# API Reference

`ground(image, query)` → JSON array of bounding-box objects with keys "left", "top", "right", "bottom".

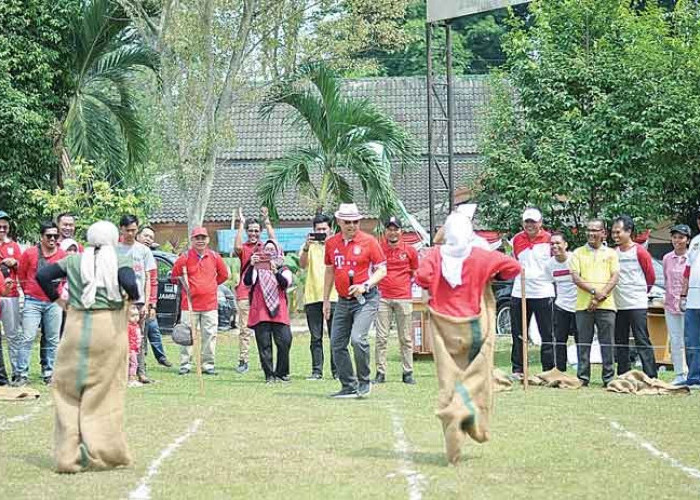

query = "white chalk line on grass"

[
  {"left": 128, "top": 418, "right": 203, "bottom": 500},
  {"left": 387, "top": 405, "right": 427, "bottom": 500},
  {"left": 609, "top": 420, "right": 700, "bottom": 481},
  {"left": 0, "top": 401, "right": 48, "bottom": 431}
]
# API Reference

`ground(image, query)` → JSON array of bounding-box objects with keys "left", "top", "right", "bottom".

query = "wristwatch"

[
  {"left": 363, "top": 282, "right": 370, "bottom": 293},
  {"left": 590, "top": 289, "right": 596, "bottom": 296}
]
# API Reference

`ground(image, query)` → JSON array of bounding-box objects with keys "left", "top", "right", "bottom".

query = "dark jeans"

[
  {"left": 306, "top": 301, "right": 336, "bottom": 377},
  {"left": 553, "top": 305, "right": 578, "bottom": 372},
  {"left": 684, "top": 309, "right": 700, "bottom": 385},
  {"left": 145, "top": 317, "right": 168, "bottom": 361},
  {"left": 614, "top": 309, "right": 657, "bottom": 378},
  {"left": 254, "top": 322, "right": 292, "bottom": 379},
  {"left": 576, "top": 309, "right": 615, "bottom": 385},
  {"left": 331, "top": 289, "right": 379, "bottom": 391},
  {"left": 510, "top": 297, "right": 554, "bottom": 372},
  {"left": 0, "top": 331, "right": 8, "bottom": 385}
]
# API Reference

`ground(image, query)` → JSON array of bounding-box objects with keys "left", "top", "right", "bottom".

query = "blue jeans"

[
  {"left": 684, "top": 309, "right": 700, "bottom": 384},
  {"left": 20, "top": 297, "right": 62, "bottom": 378},
  {"left": 145, "top": 317, "right": 167, "bottom": 361}
]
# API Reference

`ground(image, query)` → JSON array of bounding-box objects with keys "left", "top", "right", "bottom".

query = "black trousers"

[
  {"left": 510, "top": 297, "right": 554, "bottom": 372},
  {"left": 305, "top": 302, "right": 336, "bottom": 377},
  {"left": 614, "top": 309, "right": 657, "bottom": 378},
  {"left": 254, "top": 322, "right": 292, "bottom": 379},
  {"left": 553, "top": 305, "right": 578, "bottom": 372}
]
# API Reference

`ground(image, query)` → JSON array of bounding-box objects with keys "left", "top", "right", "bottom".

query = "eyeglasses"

[
  {"left": 44, "top": 233, "right": 59, "bottom": 240},
  {"left": 586, "top": 229, "right": 604, "bottom": 234},
  {"left": 342, "top": 220, "right": 360, "bottom": 226},
  {"left": 193, "top": 235, "right": 208, "bottom": 241}
]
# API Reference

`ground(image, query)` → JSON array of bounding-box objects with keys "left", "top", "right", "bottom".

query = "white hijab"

[
  {"left": 80, "top": 221, "right": 121, "bottom": 308},
  {"left": 439, "top": 212, "right": 475, "bottom": 289}
]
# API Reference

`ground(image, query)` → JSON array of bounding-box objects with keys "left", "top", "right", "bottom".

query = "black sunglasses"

[{"left": 44, "top": 233, "right": 59, "bottom": 240}]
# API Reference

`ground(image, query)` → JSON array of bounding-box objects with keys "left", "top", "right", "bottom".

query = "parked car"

[
  {"left": 494, "top": 257, "right": 667, "bottom": 337},
  {"left": 152, "top": 250, "right": 237, "bottom": 333}
]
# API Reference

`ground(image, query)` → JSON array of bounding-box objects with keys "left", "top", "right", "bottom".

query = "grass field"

[{"left": 1, "top": 327, "right": 699, "bottom": 499}]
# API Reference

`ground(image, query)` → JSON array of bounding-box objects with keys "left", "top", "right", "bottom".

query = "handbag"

[{"left": 171, "top": 271, "right": 194, "bottom": 346}]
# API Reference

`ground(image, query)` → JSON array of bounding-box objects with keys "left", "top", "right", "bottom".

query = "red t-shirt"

[
  {"left": 415, "top": 247, "right": 520, "bottom": 318},
  {"left": 0, "top": 240, "right": 22, "bottom": 298},
  {"left": 18, "top": 245, "right": 66, "bottom": 302},
  {"left": 235, "top": 241, "right": 261, "bottom": 300},
  {"left": 324, "top": 231, "right": 386, "bottom": 298},
  {"left": 172, "top": 248, "right": 229, "bottom": 311},
  {"left": 377, "top": 240, "right": 418, "bottom": 300}
]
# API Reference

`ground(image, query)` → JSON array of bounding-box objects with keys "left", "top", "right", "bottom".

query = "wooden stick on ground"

[
  {"left": 521, "top": 269, "right": 528, "bottom": 391},
  {"left": 183, "top": 266, "right": 204, "bottom": 396}
]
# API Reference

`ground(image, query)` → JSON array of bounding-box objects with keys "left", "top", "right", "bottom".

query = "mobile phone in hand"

[
  {"left": 309, "top": 232, "right": 327, "bottom": 242},
  {"left": 253, "top": 253, "right": 271, "bottom": 270}
]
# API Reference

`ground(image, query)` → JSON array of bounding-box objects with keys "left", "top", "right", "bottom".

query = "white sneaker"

[
  {"left": 671, "top": 375, "right": 687, "bottom": 386},
  {"left": 128, "top": 380, "right": 144, "bottom": 388}
]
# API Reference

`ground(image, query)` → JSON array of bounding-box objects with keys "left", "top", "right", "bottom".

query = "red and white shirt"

[
  {"left": 510, "top": 230, "right": 554, "bottom": 299},
  {"left": 613, "top": 243, "right": 655, "bottom": 310},
  {"left": 378, "top": 240, "right": 418, "bottom": 300},
  {"left": 324, "top": 231, "right": 386, "bottom": 299},
  {"left": 544, "top": 254, "right": 577, "bottom": 313},
  {"left": 172, "top": 248, "right": 229, "bottom": 311},
  {"left": 0, "top": 239, "right": 22, "bottom": 298}
]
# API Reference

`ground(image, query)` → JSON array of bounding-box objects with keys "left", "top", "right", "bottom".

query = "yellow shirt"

[
  {"left": 303, "top": 242, "right": 337, "bottom": 304},
  {"left": 570, "top": 245, "right": 619, "bottom": 311}
]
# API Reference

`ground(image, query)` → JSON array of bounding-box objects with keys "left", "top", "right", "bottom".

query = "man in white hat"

[
  {"left": 509, "top": 207, "right": 555, "bottom": 379},
  {"left": 323, "top": 203, "right": 387, "bottom": 398}
]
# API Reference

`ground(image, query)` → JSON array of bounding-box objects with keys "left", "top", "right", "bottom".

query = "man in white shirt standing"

[
  {"left": 544, "top": 232, "right": 578, "bottom": 372},
  {"left": 681, "top": 212, "right": 700, "bottom": 386},
  {"left": 509, "top": 208, "right": 555, "bottom": 378}
]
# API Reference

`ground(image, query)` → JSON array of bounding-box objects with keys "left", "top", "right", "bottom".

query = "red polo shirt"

[
  {"left": 0, "top": 240, "right": 22, "bottom": 298},
  {"left": 378, "top": 240, "right": 418, "bottom": 300},
  {"left": 235, "top": 241, "right": 261, "bottom": 301},
  {"left": 324, "top": 230, "right": 386, "bottom": 298},
  {"left": 172, "top": 248, "right": 229, "bottom": 311},
  {"left": 18, "top": 245, "right": 66, "bottom": 302}
]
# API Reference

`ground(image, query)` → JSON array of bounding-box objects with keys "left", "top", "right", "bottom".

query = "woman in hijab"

[
  {"left": 36, "top": 221, "right": 139, "bottom": 473},
  {"left": 415, "top": 211, "right": 520, "bottom": 465},
  {"left": 243, "top": 240, "right": 294, "bottom": 383}
]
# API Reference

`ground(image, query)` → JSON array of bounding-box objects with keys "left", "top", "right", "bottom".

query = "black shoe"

[
  {"left": 275, "top": 375, "right": 291, "bottom": 383},
  {"left": 372, "top": 372, "right": 386, "bottom": 384},
  {"left": 236, "top": 362, "right": 249, "bottom": 374},
  {"left": 402, "top": 372, "right": 416, "bottom": 385},
  {"left": 306, "top": 373, "right": 322, "bottom": 380},
  {"left": 43, "top": 376, "right": 53, "bottom": 385},
  {"left": 138, "top": 375, "right": 155, "bottom": 384},
  {"left": 330, "top": 387, "right": 358, "bottom": 399},
  {"left": 202, "top": 368, "right": 218, "bottom": 376},
  {"left": 265, "top": 377, "right": 276, "bottom": 384},
  {"left": 0, "top": 378, "right": 8, "bottom": 386},
  {"left": 357, "top": 382, "right": 371, "bottom": 398},
  {"left": 157, "top": 357, "right": 173, "bottom": 368}
]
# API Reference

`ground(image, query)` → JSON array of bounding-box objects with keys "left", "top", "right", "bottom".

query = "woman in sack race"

[
  {"left": 36, "top": 221, "right": 139, "bottom": 473},
  {"left": 243, "top": 240, "right": 293, "bottom": 383}
]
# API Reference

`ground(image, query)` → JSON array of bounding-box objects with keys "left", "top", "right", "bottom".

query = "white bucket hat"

[{"left": 334, "top": 203, "right": 363, "bottom": 221}]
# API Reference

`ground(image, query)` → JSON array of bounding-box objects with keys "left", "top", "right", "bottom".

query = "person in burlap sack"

[
  {"left": 415, "top": 211, "right": 520, "bottom": 465},
  {"left": 36, "top": 221, "right": 139, "bottom": 473}
]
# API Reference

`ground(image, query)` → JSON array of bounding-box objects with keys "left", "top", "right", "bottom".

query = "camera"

[{"left": 0, "top": 264, "right": 10, "bottom": 279}]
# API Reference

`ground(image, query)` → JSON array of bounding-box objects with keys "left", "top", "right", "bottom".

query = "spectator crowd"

[{"left": 1, "top": 203, "right": 699, "bottom": 398}]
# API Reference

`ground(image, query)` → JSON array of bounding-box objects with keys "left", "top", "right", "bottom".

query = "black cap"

[
  {"left": 385, "top": 216, "right": 402, "bottom": 229},
  {"left": 670, "top": 224, "right": 692, "bottom": 238}
]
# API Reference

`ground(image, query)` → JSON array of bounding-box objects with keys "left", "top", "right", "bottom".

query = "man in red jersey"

[
  {"left": 323, "top": 203, "right": 386, "bottom": 399},
  {"left": 373, "top": 216, "right": 418, "bottom": 385}
]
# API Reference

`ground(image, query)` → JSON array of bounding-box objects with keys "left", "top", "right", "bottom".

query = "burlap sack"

[
  {"left": 52, "top": 308, "right": 131, "bottom": 473},
  {"left": 528, "top": 368, "right": 583, "bottom": 389},
  {"left": 606, "top": 370, "right": 691, "bottom": 395},
  {"left": 430, "top": 287, "right": 496, "bottom": 465}
]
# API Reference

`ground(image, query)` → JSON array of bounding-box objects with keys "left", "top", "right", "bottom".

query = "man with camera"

[
  {"left": 374, "top": 216, "right": 418, "bottom": 385},
  {"left": 300, "top": 213, "right": 337, "bottom": 380},
  {"left": 0, "top": 211, "right": 21, "bottom": 386},
  {"left": 323, "top": 203, "right": 386, "bottom": 398},
  {"left": 234, "top": 206, "right": 276, "bottom": 374}
]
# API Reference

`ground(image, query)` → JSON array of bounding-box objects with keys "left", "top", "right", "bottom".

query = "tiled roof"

[
  {"left": 151, "top": 76, "right": 490, "bottom": 224},
  {"left": 150, "top": 157, "right": 481, "bottom": 224},
  {"left": 222, "top": 76, "right": 490, "bottom": 160}
]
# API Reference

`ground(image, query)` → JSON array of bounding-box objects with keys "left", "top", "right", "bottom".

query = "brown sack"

[
  {"left": 606, "top": 370, "right": 691, "bottom": 395},
  {"left": 529, "top": 368, "right": 583, "bottom": 389},
  {"left": 430, "top": 287, "right": 497, "bottom": 465}
]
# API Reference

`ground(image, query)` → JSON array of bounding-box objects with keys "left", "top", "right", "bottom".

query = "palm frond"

[
  {"left": 257, "top": 148, "right": 324, "bottom": 221},
  {"left": 341, "top": 144, "right": 399, "bottom": 220}
]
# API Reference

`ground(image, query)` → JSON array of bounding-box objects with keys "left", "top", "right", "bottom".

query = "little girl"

[{"left": 127, "top": 306, "right": 142, "bottom": 387}]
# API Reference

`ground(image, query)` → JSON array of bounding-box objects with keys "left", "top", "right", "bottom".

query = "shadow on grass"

[{"left": 348, "top": 447, "right": 480, "bottom": 467}]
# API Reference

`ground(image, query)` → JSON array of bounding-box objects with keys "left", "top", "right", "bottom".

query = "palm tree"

[
  {"left": 257, "top": 64, "right": 418, "bottom": 221},
  {"left": 59, "top": 0, "right": 158, "bottom": 185}
]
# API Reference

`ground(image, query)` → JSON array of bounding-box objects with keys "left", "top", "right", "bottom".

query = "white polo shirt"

[
  {"left": 544, "top": 254, "right": 577, "bottom": 313},
  {"left": 510, "top": 230, "right": 555, "bottom": 299}
]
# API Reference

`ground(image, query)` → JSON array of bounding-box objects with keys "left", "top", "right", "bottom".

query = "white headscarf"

[
  {"left": 80, "top": 221, "right": 121, "bottom": 308},
  {"left": 439, "top": 211, "right": 475, "bottom": 289}
]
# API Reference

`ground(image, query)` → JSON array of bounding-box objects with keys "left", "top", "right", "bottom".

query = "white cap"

[{"left": 522, "top": 208, "right": 542, "bottom": 222}]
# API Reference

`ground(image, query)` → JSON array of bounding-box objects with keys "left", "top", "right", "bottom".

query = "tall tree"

[
  {"left": 478, "top": 0, "right": 700, "bottom": 240},
  {"left": 257, "top": 64, "right": 418, "bottom": 221}
]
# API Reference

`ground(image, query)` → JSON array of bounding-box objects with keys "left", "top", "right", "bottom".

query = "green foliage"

[
  {"left": 257, "top": 63, "right": 419, "bottom": 221},
  {"left": 0, "top": 0, "right": 80, "bottom": 238},
  {"left": 28, "top": 159, "right": 152, "bottom": 242},
  {"left": 478, "top": 0, "right": 700, "bottom": 243}
]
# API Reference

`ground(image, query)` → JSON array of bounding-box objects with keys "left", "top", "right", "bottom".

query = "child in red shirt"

[{"left": 127, "top": 306, "right": 142, "bottom": 387}]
